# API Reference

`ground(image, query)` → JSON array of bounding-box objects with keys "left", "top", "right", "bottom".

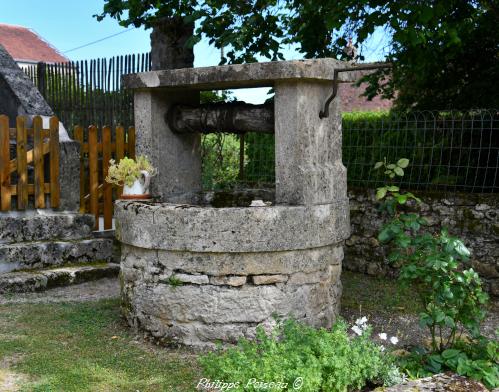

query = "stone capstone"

[
  {"left": 124, "top": 58, "right": 360, "bottom": 91},
  {"left": 115, "top": 200, "right": 350, "bottom": 252},
  {"left": 0, "top": 44, "right": 53, "bottom": 121}
]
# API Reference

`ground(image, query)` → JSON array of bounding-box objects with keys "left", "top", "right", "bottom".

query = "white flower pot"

[{"left": 122, "top": 170, "right": 151, "bottom": 199}]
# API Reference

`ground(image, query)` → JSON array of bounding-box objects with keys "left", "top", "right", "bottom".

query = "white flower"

[
  {"left": 390, "top": 336, "right": 399, "bottom": 345},
  {"left": 380, "top": 345, "right": 385, "bottom": 352},
  {"left": 351, "top": 325, "right": 363, "bottom": 336},
  {"left": 378, "top": 333, "right": 387, "bottom": 340},
  {"left": 355, "top": 316, "right": 368, "bottom": 326}
]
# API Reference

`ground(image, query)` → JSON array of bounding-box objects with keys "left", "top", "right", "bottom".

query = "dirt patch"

[
  {"left": 0, "top": 354, "right": 31, "bottom": 392},
  {"left": 341, "top": 299, "right": 499, "bottom": 347}
]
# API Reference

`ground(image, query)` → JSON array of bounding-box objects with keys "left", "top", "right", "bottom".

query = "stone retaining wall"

[{"left": 345, "top": 189, "right": 499, "bottom": 296}]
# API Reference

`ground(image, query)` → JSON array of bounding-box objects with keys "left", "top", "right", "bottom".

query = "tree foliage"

[{"left": 96, "top": 0, "right": 499, "bottom": 109}]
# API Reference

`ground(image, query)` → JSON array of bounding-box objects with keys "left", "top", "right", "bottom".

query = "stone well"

[{"left": 116, "top": 59, "right": 351, "bottom": 347}]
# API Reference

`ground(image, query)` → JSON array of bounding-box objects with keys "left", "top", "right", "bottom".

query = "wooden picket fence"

[
  {"left": 0, "top": 115, "right": 60, "bottom": 211},
  {"left": 75, "top": 125, "right": 135, "bottom": 230}
]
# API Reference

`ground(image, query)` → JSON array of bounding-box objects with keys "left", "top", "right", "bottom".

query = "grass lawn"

[
  {"left": 0, "top": 272, "right": 442, "bottom": 391},
  {"left": 0, "top": 299, "right": 201, "bottom": 391}
]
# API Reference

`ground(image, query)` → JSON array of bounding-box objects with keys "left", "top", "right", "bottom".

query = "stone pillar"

[
  {"left": 134, "top": 90, "right": 201, "bottom": 202},
  {"left": 274, "top": 81, "right": 346, "bottom": 205}
]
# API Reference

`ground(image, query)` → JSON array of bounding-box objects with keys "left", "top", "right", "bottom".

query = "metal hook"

[{"left": 319, "top": 63, "right": 392, "bottom": 119}]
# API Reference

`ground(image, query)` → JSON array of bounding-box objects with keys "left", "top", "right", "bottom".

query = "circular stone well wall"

[{"left": 115, "top": 199, "right": 349, "bottom": 347}]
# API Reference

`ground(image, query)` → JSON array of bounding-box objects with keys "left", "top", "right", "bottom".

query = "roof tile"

[{"left": 0, "top": 23, "right": 68, "bottom": 63}]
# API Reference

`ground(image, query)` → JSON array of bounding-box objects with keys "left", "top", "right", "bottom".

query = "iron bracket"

[{"left": 319, "top": 63, "right": 392, "bottom": 118}]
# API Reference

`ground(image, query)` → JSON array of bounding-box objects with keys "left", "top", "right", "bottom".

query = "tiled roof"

[
  {"left": 0, "top": 23, "right": 68, "bottom": 63},
  {"left": 337, "top": 66, "right": 393, "bottom": 112}
]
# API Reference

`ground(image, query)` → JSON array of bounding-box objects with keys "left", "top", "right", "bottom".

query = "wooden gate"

[
  {"left": 0, "top": 115, "right": 60, "bottom": 211},
  {"left": 75, "top": 125, "right": 135, "bottom": 230}
]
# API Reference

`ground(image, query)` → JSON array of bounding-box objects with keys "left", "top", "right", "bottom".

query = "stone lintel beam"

[{"left": 123, "top": 58, "right": 357, "bottom": 91}]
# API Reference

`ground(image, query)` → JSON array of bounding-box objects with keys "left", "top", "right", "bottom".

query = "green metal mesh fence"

[{"left": 201, "top": 109, "right": 499, "bottom": 193}]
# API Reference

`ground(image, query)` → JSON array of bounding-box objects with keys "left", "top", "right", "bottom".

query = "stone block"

[
  {"left": 0, "top": 238, "right": 113, "bottom": 273},
  {"left": 252, "top": 274, "right": 288, "bottom": 285},
  {"left": 0, "top": 263, "right": 119, "bottom": 294},
  {"left": 174, "top": 273, "right": 209, "bottom": 285},
  {"left": 209, "top": 275, "right": 247, "bottom": 286},
  {"left": 0, "top": 211, "right": 94, "bottom": 244},
  {"left": 288, "top": 264, "right": 340, "bottom": 285}
]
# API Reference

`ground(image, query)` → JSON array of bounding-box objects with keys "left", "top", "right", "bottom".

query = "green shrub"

[
  {"left": 399, "top": 334, "right": 499, "bottom": 389},
  {"left": 244, "top": 132, "right": 275, "bottom": 185},
  {"left": 200, "top": 318, "right": 399, "bottom": 392},
  {"left": 374, "top": 159, "right": 498, "bottom": 388},
  {"left": 201, "top": 133, "right": 241, "bottom": 190}
]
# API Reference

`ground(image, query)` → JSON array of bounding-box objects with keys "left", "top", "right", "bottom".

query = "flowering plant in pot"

[{"left": 105, "top": 156, "right": 156, "bottom": 199}]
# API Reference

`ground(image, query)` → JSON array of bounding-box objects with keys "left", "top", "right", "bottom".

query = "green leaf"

[
  {"left": 378, "top": 227, "right": 392, "bottom": 242},
  {"left": 397, "top": 194, "right": 408, "bottom": 204},
  {"left": 394, "top": 167, "right": 404, "bottom": 176},
  {"left": 397, "top": 158, "right": 409, "bottom": 168},
  {"left": 442, "top": 349, "right": 461, "bottom": 360},
  {"left": 376, "top": 187, "right": 387, "bottom": 200},
  {"left": 387, "top": 186, "right": 400, "bottom": 192},
  {"left": 374, "top": 161, "right": 384, "bottom": 169},
  {"left": 452, "top": 239, "right": 471, "bottom": 258},
  {"left": 387, "top": 164, "right": 396, "bottom": 169}
]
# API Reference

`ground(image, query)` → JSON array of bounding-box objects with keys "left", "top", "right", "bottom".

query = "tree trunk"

[
  {"left": 150, "top": 17, "right": 194, "bottom": 70},
  {"left": 167, "top": 102, "right": 274, "bottom": 134}
]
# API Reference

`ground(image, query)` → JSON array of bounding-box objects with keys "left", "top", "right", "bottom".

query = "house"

[
  {"left": 0, "top": 23, "right": 68, "bottom": 69},
  {"left": 339, "top": 81, "right": 393, "bottom": 112}
]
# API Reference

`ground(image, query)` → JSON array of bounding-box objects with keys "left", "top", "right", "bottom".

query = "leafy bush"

[
  {"left": 201, "top": 133, "right": 241, "bottom": 190},
  {"left": 399, "top": 334, "right": 499, "bottom": 389},
  {"left": 375, "top": 159, "right": 489, "bottom": 350},
  {"left": 200, "top": 318, "right": 398, "bottom": 392},
  {"left": 375, "top": 159, "right": 498, "bottom": 388},
  {"left": 244, "top": 132, "right": 275, "bottom": 185}
]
